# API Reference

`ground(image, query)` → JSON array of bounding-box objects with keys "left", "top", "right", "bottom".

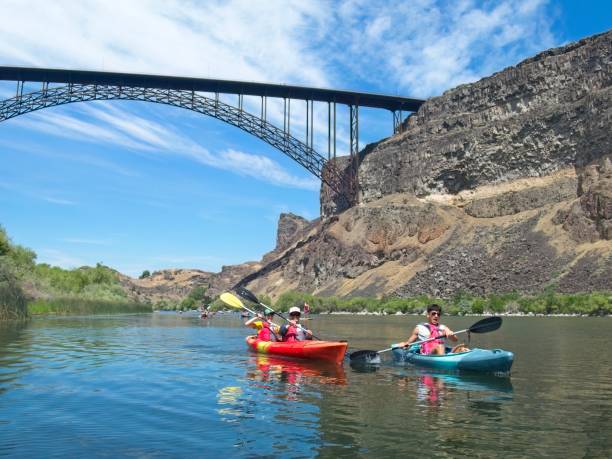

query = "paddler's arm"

[
  {"left": 244, "top": 315, "right": 263, "bottom": 328},
  {"left": 397, "top": 327, "right": 419, "bottom": 348},
  {"left": 441, "top": 325, "right": 458, "bottom": 342}
]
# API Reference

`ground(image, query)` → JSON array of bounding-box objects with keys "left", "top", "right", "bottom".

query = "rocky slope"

[
  {"left": 118, "top": 262, "right": 262, "bottom": 305},
  {"left": 323, "top": 30, "right": 611, "bottom": 214},
  {"left": 240, "top": 31, "right": 611, "bottom": 299},
  {"left": 121, "top": 31, "right": 611, "bottom": 302}
]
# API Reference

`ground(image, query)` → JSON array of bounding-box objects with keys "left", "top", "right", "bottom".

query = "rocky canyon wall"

[{"left": 322, "top": 31, "right": 611, "bottom": 214}]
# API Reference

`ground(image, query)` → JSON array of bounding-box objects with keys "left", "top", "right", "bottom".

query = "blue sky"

[{"left": 0, "top": 0, "right": 610, "bottom": 277}]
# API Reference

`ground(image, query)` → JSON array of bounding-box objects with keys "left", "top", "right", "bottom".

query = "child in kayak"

[
  {"left": 280, "top": 306, "right": 313, "bottom": 342},
  {"left": 397, "top": 304, "right": 458, "bottom": 355},
  {"left": 245, "top": 309, "right": 280, "bottom": 341}
]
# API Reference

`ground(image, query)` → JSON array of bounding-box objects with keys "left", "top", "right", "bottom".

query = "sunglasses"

[
  {"left": 289, "top": 313, "right": 300, "bottom": 317},
  {"left": 429, "top": 311, "right": 441, "bottom": 316}
]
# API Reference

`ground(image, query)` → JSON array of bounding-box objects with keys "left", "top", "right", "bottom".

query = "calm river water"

[{"left": 1, "top": 313, "right": 610, "bottom": 458}]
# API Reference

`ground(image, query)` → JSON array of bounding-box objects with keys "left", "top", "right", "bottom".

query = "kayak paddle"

[
  {"left": 220, "top": 292, "right": 282, "bottom": 334},
  {"left": 349, "top": 316, "right": 503, "bottom": 363},
  {"left": 220, "top": 292, "right": 276, "bottom": 324},
  {"left": 235, "top": 287, "right": 323, "bottom": 341}
]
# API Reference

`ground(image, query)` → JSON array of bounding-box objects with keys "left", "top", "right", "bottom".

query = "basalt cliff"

[{"left": 125, "top": 31, "right": 612, "bottom": 302}]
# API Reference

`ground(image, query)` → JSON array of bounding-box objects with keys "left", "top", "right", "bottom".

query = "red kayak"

[{"left": 246, "top": 336, "right": 347, "bottom": 364}]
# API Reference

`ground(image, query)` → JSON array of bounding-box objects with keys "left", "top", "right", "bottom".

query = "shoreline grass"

[
  {"left": 28, "top": 298, "right": 152, "bottom": 316},
  {"left": 251, "top": 290, "right": 612, "bottom": 316}
]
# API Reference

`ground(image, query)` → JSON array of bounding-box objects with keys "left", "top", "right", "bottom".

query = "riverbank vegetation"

[
  {"left": 28, "top": 298, "right": 150, "bottom": 315},
  {"left": 268, "top": 289, "right": 612, "bottom": 316},
  {"left": 1, "top": 225, "right": 150, "bottom": 320}
]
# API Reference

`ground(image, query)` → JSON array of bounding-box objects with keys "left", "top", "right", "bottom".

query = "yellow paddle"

[{"left": 220, "top": 292, "right": 280, "bottom": 330}]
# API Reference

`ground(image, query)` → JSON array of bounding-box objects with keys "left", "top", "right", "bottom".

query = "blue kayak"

[{"left": 392, "top": 347, "right": 514, "bottom": 373}]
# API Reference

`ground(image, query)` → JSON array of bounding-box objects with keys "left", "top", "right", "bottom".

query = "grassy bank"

[
  {"left": 266, "top": 290, "right": 612, "bottom": 316},
  {"left": 1, "top": 225, "right": 152, "bottom": 319},
  {"left": 28, "top": 298, "right": 152, "bottom": 315}
]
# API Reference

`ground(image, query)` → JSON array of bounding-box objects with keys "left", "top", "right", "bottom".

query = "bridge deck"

[{"left": 0, "top": 66, "right": 424, "bottom": 112}]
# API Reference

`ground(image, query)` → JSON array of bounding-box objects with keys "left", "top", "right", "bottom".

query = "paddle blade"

[
  {"left": 236, "top": 287, "right": 260, "bottom": 305},
  {"left": 349, "top": 350, "right": 381, "bottom": 364},
  {"left": 220, "top": 292, "right": 244, "bottom": 310},
  {"left": 468, "top": 316, "right": 502, "bottom": 334}
]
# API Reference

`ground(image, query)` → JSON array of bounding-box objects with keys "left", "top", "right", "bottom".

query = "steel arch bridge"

[{"left": 0, "top": 67, "right": 424, "bottom": 205}]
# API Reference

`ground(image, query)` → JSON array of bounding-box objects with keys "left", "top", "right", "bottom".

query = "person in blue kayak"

[
  {"left": 245, "top": 308, "right": 279, "bottom": 341},
  {"left": 280, "top": 306, "right": 313, "bottom": 342},
  {"left": 397, "top": 304, "right": 458, "bottom": 355}
]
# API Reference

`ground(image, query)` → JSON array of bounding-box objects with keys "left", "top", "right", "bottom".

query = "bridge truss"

[{"left": 0, "top": 67, "right": 424, "bottom": 206}]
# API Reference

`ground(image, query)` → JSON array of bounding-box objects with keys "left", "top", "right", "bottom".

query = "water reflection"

[
  {"left": 247, "top": 355, "right": 346, "bottom": 400},
  {"left": 349, "top": 359, "right": 380, "bottom": 373},
  {"left": 394, "top": 368, "right": 513, "bottom": 409},
  {"left": 0, "top": 322, "right": 31, "bottom": 395}
]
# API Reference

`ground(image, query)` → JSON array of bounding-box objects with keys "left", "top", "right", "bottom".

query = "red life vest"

[
  {"left": 421, "top": 323, "right": 443, "bottom": 355},
  {"left": 258, "top": 324, "right": 271, "bottom": 341},
  {"left": 282, "top": 324, "right": 298, "bottom": 342}
]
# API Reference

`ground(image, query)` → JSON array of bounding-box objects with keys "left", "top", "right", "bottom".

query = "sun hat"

[{"left": 289, "top": 306, "right": 301, "bottom": 315}]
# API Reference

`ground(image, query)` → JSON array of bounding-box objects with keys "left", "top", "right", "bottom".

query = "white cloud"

[
  {"left": 11, "top": 110, "right": 156, "bottom": 151},
  {"left": 0, "top": 0, "right": 558, "bottom": 188},
  {"left": 324, "top": 0, "right": 556, "bottom": 97},
  {"left": 0, "top": 0, "right": 330, "bottom": 86},
  {"left": 10, "top": 101, "right": 321, "bottom": 190},
  {"left": 41, "top": 196, "right": 77, "bottom": 205},
  {"left": 0, "top": 179, "right": 78, "bottom": 206},
  {"left": 62, "top": 238, "right": 112, "bottom": 245},
  {"left": 217, "top": 149, "right": 319, "bottom": 190},
  {"left": 38, "top": 248, "right": 86, "bottom": 268}
]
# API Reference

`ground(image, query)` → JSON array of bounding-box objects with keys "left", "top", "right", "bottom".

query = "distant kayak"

[
  {"left": 246, "top": 336, "right": 347, "bottom": 364},
  {"left": 392, "top": 347, "right": 514, "bottom": 373}
]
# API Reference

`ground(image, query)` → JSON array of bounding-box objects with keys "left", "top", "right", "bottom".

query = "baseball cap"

[{"left": 288, "top": 306, "right": 301, "bottom": 315}]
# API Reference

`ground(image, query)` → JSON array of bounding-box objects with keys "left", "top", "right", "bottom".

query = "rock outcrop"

[
  {"left": 322, "top": 30, "right": 611, "bottom": 215},
  {"left": 274, "top": 213, "right": 312, "bottom": 253},
  {"left": 245, "top": 31, "right": 612, "bottom": 299},
  {"left": 118, "top": 261, "right": 262, "bottom": 305},
  {"left": 553, "top": 154, "right": 612, "bottom": 242},
  {"left": 129, "top": 31, "right": 612, "bottom": 301}
]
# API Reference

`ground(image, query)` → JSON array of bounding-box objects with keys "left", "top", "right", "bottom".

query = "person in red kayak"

[
  {"left": 245, "top": 308, "right": 279, "bottom": 341},
  {"left": 397, "top": 304, "right": 458, "bottom": 355},
  {"left": 280, "top": 306, "right": 313, "bottom": 342}
]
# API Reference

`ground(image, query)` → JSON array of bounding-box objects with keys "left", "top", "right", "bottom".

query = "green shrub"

[
  {"left": 179, "top": 285, "right": 211, "bottom": 310},
  {"left": 0, "top": 226, "right": 11, "bottom": 256},
  {"left": 0, "top": 262, "right": 28, "bottom": 320}
]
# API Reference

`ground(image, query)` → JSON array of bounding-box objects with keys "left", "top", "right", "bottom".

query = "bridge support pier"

[{"left": 393, "top": 110, "right": 404, "bottom": 134}]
